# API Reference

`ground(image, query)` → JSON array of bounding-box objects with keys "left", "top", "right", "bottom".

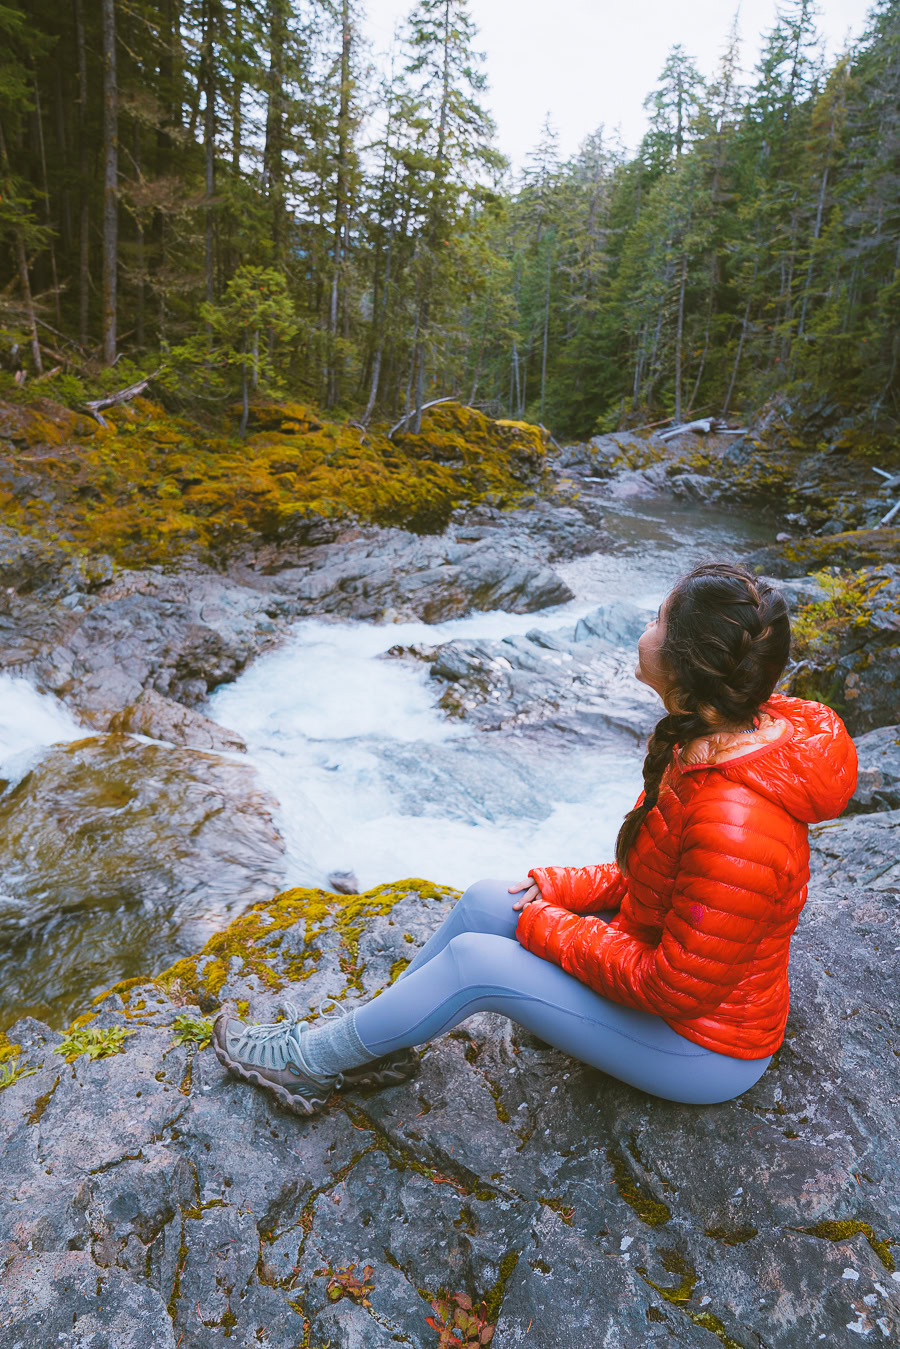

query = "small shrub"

[
  {"left": 792, "top": 568, "right": 888, "bottom": 662},
  {"left": 54, "top": 1025, "right": 137, "bottom": 1064}
]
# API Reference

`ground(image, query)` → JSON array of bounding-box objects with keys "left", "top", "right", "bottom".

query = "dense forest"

[{"left": 1, "top": 0, "right": 898, "bottom": 439}]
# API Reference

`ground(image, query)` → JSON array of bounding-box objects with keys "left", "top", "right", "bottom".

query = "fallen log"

[
  {"left": 83, "top": 370, "right": 159, "bottom": 427},
  {"left": 388, "top": 396, "right": 456, "bottom": 440},
  {"left": 658, "top": 417, "right": 746, "bottom": 442}
]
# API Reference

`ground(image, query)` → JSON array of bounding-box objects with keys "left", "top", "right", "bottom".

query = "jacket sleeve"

[
  {"left": 516, "top": 800, "right": 780, "bottom": 1020},
  {"left": 527, "top": 863, "right": 627, "bottom": 915}
]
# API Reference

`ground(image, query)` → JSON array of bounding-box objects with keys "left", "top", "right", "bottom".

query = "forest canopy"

[{"left": 1, "top": 0, "right": 898, "bottom": 440}]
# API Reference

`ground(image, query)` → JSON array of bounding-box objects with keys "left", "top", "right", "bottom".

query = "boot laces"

[{"left": 240, "top": 999, "right": 305, "bottom": 1045}]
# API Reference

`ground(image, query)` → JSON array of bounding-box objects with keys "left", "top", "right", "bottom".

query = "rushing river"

[
  {"left": 206, "top": 497, "right": 772, "bottom": 890},
  {"left": 1, "top": 495, "right": 771, "bottom": 1028}
]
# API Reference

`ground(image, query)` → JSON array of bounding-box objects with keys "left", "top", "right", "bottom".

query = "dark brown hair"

[{"left": 615, "top": 562, "right": 791, "bottom": 874}]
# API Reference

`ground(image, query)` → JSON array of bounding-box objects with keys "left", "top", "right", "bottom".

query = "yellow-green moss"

[
  {"left": 145, "top": 879, "right": 459, "bottom": 1009},
  {"left": 636, "top": 1250, "right": 698, "bottom": 1305},
  {"left": 688, "top": 1311, "right": 744, "bottom": 1348},
  {"left": 90, "top": 976, "right": 148, "bottom": 1010},
  {"left": 0, "top": 1030, "right": 20, "bottom": 1065},
  {"left": 537, "top": 1195, "right": 575, "bottom": 1226},
  {"left": 26, "top": 1074, "right": 60, "bottom": 1126},
  {"left": 481, "top": 1249, "right": 520, "bottom": 1324},
  {"left": 799, "top": 1219, "right": 896, "bottom": 1271},
  {"left": 607, "top": 1145, "right": 671, "bottom": 1227},
  {"left": 778, "top": 527, "right": 900, "bottom": 572},
  {"left": 483, "top": 1074, "right": 511, "bottom": 1124},
  {"left": 0, "top": 396, "right": 549, "bottom": 567},
  {"left": 610, "top": 441, "right": 668, "bottom": 472},
  {"left": 704, "top": 1225, "right": 758, "bottom": 1246}
]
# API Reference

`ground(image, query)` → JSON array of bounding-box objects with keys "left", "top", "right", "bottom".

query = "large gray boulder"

[
  {"left": 809, "top": 807, "right": 900, "bottom": 890},
  {"left": 411, "top": 600, "right": 659, "bottom": 739},
  {"left": 1, "top": 868, "right": 897, "bottom": 1348},
  {"left": 849, "top": 724, "right": 900, "bottom": 814},
  {"left": 0, "top": 733, "right": 285, "bottom": 1028}
]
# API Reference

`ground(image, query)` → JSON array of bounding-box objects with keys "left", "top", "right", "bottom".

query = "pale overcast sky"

[{"left": 362, "top": 0, "right": 874, "bottom": 170}]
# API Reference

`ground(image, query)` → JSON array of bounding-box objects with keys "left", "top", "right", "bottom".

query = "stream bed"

[
  {"left": 206, "top": 496, "right": 772, "bottom": 890},
  {"left": 0, "top": 495, "right": 771, "bottom": 1028}
]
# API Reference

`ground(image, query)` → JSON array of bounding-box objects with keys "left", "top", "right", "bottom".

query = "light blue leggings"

[{"left": 354, "top": 878, "right": 772, "bottom": 1105}]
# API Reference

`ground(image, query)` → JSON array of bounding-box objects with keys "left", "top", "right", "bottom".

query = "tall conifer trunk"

[
  {"left": 673, "top": 252, "right": 688, "bottom": 423},
  {"left": 327, "top": 0, "right": 353, "bottom": 407},
  {"left": 0, "top": 120, "right": 42, "bottom": 373},
  {"left": 75, "top": 0, "right": 91, "bottom": 347},
  {"left": 101, "top": 0, "right": 118, "bottom": 365},
  {"left": 203, "top": 0, "right": 216, "bottom": 308}
]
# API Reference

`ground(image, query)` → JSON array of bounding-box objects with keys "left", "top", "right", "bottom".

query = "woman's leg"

[
  {"left": 355, "top": 929, "right": 771, "bottom": 1106},
  {"left": 399, "top": 876, "right": 619, "bottom": 980},
  {"left": 397, "top": 878, "right": 523, "bottom": 979}
]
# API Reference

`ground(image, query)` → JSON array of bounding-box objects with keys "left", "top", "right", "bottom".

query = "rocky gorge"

[{"left": 0, "top": 396, "right": 898, "bottom": 1347}]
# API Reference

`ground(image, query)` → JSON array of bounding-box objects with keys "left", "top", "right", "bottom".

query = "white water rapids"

[
  {"left": 0, "top": 499, "right": 773, "bottom": 900},
  {"left": 205, "top": 498, "right": 773, "bottom": 894}
]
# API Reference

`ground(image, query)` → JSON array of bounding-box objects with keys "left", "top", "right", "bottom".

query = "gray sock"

[{"left": 290, "top": 1008, "right": 378, "bottom": 1078}]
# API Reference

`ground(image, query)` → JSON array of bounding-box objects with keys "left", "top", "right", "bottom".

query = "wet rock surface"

[
  {"left": 398, "top": 598, "right": 660, "bottom": 739},
  {"left": 849, "top": 724, "right": 900, "bottom": 814},
  {"left": 0, "top": 874, "right": 897, "bottom": 1349},
  {"left": 0, "top": 734, "right": 285, "bottom": 1029},
  {"left": 0, "top": 500, "right": 590, "bottom": 737}
]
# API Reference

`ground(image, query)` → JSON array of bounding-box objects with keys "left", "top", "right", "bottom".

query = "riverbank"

[
  {"left": 1, "top": 393, "right": 898, "bottom": 1346},
  {"left": 1, "top": 865, "right": 897, "bottom": 1348}
]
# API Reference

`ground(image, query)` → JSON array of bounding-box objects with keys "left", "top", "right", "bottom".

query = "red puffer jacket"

[{"left": 516, "top": 694, "right": 858, "bottom": 1058}]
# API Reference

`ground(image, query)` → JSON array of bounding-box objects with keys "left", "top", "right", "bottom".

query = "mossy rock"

[
  {"left": 228, "top": 399, "right": 324, "bottom": 435},
  {"left": 0, "top": 395, "right": 549, "bottom": 566},
  {"left": 95, "top": 877, "right": 459, "bottom": 1012},
  {"left": 750, "top": 527, "right": 900, "bottom": 578}
]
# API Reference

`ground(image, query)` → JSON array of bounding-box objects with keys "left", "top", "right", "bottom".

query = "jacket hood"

[{"left": 715, "top": 692, "right": 858, "bottom": 824}]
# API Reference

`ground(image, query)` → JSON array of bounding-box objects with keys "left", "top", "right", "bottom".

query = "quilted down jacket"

[{"left": 516, "top": 694, "right": 858, "bottom": 1058}]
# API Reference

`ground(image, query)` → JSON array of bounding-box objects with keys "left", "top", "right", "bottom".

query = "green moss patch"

[
  {"left": 607, "top": 1145, "right": 671, "bottom": 1227},
  {"left": 110, "top": 879, "right": 461, "bottom": 1011},
  {"left": 798, "top": 1219, "right": 896, "bottom": 1271},
  {"left": 0, "top": 395, "right": 549, "bottom": 566},
  {"left": 778, "top": 528, "right": 900, "bottom": 573}
]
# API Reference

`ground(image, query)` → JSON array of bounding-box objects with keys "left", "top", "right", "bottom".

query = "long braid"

[{"left": 615, "top": 563, "right": 791, "bottom": 876}]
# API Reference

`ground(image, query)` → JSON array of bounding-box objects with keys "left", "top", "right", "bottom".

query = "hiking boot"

[
  {"left": 212, "top": 1001, "right": 342, "bottom": 1118},
  {"left": 308, "top": 1001, "right": 421, "bottom": 1092},
  {"left": 339, "top": 1046, "right": 421, "bottom": 1091}
]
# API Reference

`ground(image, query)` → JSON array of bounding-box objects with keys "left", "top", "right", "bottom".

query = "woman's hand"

[{"left": 509, "top": 879, "right": 542, "bottom": 911}]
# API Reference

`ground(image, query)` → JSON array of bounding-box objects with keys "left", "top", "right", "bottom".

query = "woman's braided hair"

[{"left": 615, "top": 562, "right": 791, "bottom": 874}]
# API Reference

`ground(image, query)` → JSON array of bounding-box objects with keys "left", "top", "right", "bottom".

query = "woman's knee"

[
  {"left": 459, "top": 877, "right": 516, "bottom": 914},
  {"left": 445, "top": 930, "right": 517, "bottom": 983}
]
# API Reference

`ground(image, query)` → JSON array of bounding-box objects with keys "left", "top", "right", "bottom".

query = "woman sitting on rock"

[{"left": 213, "top": 562, "right": 858, "bottom": 1112}]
